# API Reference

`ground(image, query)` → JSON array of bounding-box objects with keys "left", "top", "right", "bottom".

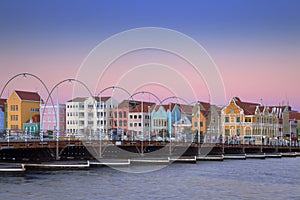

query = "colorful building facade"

[
  {"left": 0, "top": 99, "right": 6, "bottom": 131},
  {"left": 221, "top": 97, "right": 283, "bottom": 144},
  {"left": 7, "top": 90, "right": 42, "bottom": 131},
  {"left": 40, "top": 104, "right": 66, "bottom": 134}
]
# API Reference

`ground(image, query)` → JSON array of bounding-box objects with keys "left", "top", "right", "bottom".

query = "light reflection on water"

[{"left": 0, "top": 158, "right": 300, "bottom": 200}]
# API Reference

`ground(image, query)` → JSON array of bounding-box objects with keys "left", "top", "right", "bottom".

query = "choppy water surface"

[{"left": 1, "top": 158, "right": 300, "bottom": 200}]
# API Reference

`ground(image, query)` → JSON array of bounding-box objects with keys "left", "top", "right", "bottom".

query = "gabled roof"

[
  {"left": 94, "top": 96, "right": 111, "bottom": 102},
  {"left": 25, "top": 114, "right": 40, "bottom": 123},
  {"left": 174, "top": 116, "right": 192, "bottom": 126},
  {"left": 178, "top": 104, "right": 193, "bottom": 114},
  {"left": 233, "top": 97, "right": 260, "bottom": 115},
  {"left": 67, "top": 96, "right": 113, "bottom": 103},
  {"left": 289, "top": 112, "right": 300, "bottom": 120},
  {"left": 67, "top": 97, "right": 86, "bottom": 103},
  {"left": 130, "top": 101, "right": 156, "bottom": 113},
  {"left": 15, "top": 90, "right": 41, "bottom": 102}
]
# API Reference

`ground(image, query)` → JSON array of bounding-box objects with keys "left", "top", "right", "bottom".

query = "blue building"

[{"left": 0, "top": 99, "right": 7, "bottom": 131}]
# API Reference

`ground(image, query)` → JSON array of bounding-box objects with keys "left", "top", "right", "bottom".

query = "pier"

[{"left": 1, "top": 139, "right": 300, "bottom": 162}]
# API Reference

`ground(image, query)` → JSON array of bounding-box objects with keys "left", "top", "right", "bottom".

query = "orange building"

[{"left": 7, "top": 90, "right": 42, "bottom": 131}]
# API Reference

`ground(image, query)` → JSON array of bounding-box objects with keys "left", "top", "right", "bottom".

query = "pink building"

[{"left": 40, "top": 104, "right": 66, "bottom": 135}]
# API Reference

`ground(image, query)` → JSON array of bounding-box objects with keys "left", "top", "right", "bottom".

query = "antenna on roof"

[{"left": 260, "top": 98, "right": 263, "bottom": 106}]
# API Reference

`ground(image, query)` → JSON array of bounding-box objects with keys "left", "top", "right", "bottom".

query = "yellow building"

[
  {"left": 7, "top": 90, "right": 42, "bottom": 131},
  {"left": 221, "top": 97, "right": 280, "bottom": 144}
]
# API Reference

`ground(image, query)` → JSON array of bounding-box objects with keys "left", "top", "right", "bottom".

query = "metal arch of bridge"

[
  {"left": 41, "top": 78, "right": 94, "bottom": 132},
  {"left": 0, "top": 72, "right": 55, "bottom": 130},
  {"left": 130, "top": 91, "right": 161, "bottom": 104},
  {"left": 160, "top": 96, "right": 191, "bottom": 106},
  {"left": 96, "top": 86, "right": 132, "bottom": 100}
]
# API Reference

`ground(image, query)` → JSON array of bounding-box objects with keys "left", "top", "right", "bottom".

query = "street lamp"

[
  {"left": 198, "top": 102, "right": 200, "bottom": 144},
  {"left": 148, "top": 105, "right": 151, "bottom": 143}
]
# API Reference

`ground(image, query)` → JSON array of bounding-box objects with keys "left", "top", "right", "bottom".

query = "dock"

[
  {"left": 196, "top": 155, "right": 224, "bottom": 161},
  {"left": 281, "top": 152, "right": 297, "bottom": 157},
  {"left": 223, "top": 154, "right": 246, "bottom": 160},
  {"left": 265, "top": 153, "right": 282, "bottom": 158},
  {"left": 89, "top": 159, "right": 130, "bottom": 167},
  {"left": 24, "top": 161, "right": 90, "bottom": 170},
  {"left": 245, "top": 153, "right": 266, "bottom": 159},
  {"left": 168, "top": 156, "right": 197, "bottom": 163},
  {"left": 0, "top": 163, "right": 26, "bottom": 172}
]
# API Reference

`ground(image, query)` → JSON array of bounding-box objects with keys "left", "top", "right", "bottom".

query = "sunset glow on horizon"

[{"left": 0, "top": 0, "right": 299, "bottom": 110}]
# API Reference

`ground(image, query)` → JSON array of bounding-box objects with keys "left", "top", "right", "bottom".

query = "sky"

[{"left": 0, "top": 0, "right": 299, "bottom": 109}]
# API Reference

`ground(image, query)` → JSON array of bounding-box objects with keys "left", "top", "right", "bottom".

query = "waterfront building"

[
  {"left": 289, "top": 111, "right": 300, "bottom": 143},
  {"left": 151, "top": 105, "right": 168, "bottom": 138},
  {"left": 127, "top": 100, "right": 155, "bottom": 140},
  {"left": 23, "top": 114, "right": 40, "bottom": 135},
  {"left": 40, "top": 104, "right": 66, "bottom": 135},
  {"left": 7, "top": 90, "right": 42, "bottom": 131},
  {"left": 221, "top": 97, "right": 283, "bottom": 144},
  {"left": 191, "top": 102, "right": 222, "bottom": 143},
  {"left": 66, "top": 96, "right": 117, "bottom": 138},
  {"left": 0, "top": 99, "right": 6, "bottom": 131},
  {"left": 191, "top": 102, "right": 209, "bottom": 137},
  {"left": 112, "top": 100, "right": 131, "bottom": 134},
  {"left": 173, "top": 116, "right": 192, "bottom": 141}
]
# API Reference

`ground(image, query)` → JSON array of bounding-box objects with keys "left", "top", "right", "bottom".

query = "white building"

[
  {"left": 66, "top": 96, "right": 118, "bottom": 138},
  {"left": 128, "top": 101, "right": 155, "bottom": 140}
]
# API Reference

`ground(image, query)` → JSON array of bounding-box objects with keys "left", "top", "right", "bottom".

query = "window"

[
  {"left": 245, "top": 129, "right": 251, "bottom": 135},
  {"left": 200, "top": 122, "right": 203, "bottom": 127},
  {"left": 11, "top": 125, "right": 18, "bottom": 130},
  {"left": 225, "top": 129, "right": 230, "bottom": 136},
  {"left": 194, "top": 122, "right": 197, "bottom": 127},
  {"left": 138, "top": 123, "right": 142, "bottom": 127},
  {"left": 236, "top": 117, "right": 240, "bottom": 123},
  {"left": 123, "top": 112, "right": 127, "bottom": 118},
  {"left": 230, "top": 108, "right": 234, "bottom": 114},
  {"left": 236, "top": 129, "right": 240, "bottom": 136},
  {"left": 10, "top": 105, "right": 18, "bottom": 111},
  {"left": 138, "top": 115, "right": 142, "bottom": 119},
  {"left": 134, "top": 115, "right": 137, "bottom": 119},
  {"left": 119, "top": 120, "right": 122, "bottom": 126},
  {"left": 225, "top": 116, "right": 229, "bottom": 123},
  {"left": 119, "top": 112, "right": 122, "bottom": 118},
  {"left": 124, "top": 120, "right": 127, "bottom": 126},
  {"left": 11, "top": 115, "right": 18, "bottom": 121},
  {"left": 130, "top": 123, "right": 133, "bottom": 127},
  {"left": 114, "top": 112, "right": 117, "bottom": 118}
]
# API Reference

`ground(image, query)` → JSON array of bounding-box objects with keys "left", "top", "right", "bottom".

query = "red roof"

[
  {"left": 0, "top": 98, "right": 6, "bottom": 112},
  {"left": 290, "top": 112, "right": 300, "bottom": 120},
  {"left": 67, "top": 96, "right": 112, "bottom": 103},
  {"left": 25, "top": 114, "right": 40, "bottom": 123},
  {"left": 130, "top": 101, "right": 156, "bottom": 113},
  {"left": 15, "top": 90, "right": 41, "bottom": 102}
]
